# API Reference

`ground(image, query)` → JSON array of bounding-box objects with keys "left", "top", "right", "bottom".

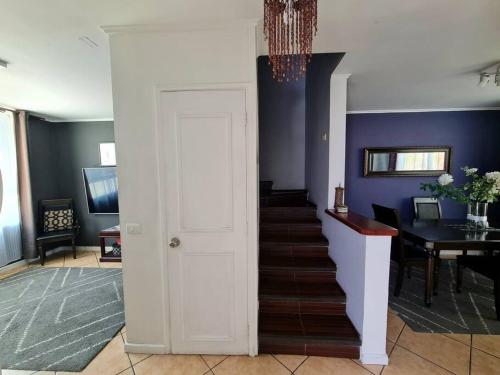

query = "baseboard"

[
  {"left": 26, "top": 245, "right": 106, "bottom": 264},
  {"left": 360, "top": 351, "right": 389, "bottom": 365},
  {"left": 0, "top": 259, "right": 29, "bottom": 274},
  {"left": 124, "top": 341, "right": 169, "bottom": 355}
]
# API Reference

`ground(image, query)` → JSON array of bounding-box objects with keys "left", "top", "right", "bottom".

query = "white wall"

[{"left": 104, "top": 21, "right": 258, "bottom": 354}]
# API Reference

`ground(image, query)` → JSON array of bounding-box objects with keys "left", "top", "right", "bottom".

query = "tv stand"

[{"left": 99, "top": 225, "right": 121, "bottom": 262}]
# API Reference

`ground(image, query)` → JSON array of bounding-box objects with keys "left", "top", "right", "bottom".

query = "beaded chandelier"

[{"left": 264, "top": 0, "right": 318, "bottom": 82}]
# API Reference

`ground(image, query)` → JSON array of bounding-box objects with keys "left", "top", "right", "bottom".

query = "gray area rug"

[
  {"left": 0, "top": 267, "right": 124, "bottom": 372},
  {"left": 389, "top": 260, "right": 500, "bottom": 334}
]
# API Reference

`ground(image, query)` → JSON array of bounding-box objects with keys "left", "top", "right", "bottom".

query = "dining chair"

[
  {"left": 412, "top": 197, "right": 442, "bottom": 220},
  {"left": 372, "top": 204, "right": 433, "bottom": 301},
  {"left": 456, "top": 254, "right": 500, "bottom": 320},
  {"left": 36, "top": 198, "right": 80, "bottom": 265}
]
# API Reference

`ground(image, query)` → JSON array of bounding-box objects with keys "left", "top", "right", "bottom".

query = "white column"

[{"left": 328, "top": 73, "right": 350, "bottom": 208}]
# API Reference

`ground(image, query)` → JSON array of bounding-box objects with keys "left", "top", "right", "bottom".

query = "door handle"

[{"left": 169, "top": 237, "right": 181, "bottom": 248}]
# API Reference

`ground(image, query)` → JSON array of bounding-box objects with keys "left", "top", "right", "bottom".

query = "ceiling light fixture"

[
  {"left": 264, "top": 0, "right": 318, "bottom": 82},
  {"left": 0, "top": 59, "right": 8, "bottom": 70}
]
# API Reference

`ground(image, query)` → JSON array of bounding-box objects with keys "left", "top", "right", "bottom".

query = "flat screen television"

[{"left": 82, "top": 167, "right": 119, "bottom": 214}]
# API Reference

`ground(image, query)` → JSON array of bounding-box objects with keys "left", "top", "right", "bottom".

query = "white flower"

[
  {"left": 438, "top": 173, "right": 454, "bottom": 186},
  {"left": 486, "top": 171, "right": 500, "bottom": 189},
  {"left": 464, "top": 167, "right": 478, "bottom": 176}
]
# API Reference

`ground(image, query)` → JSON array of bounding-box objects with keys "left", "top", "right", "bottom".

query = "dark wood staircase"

[{"left": 258, "top": 189, "right": 361, "bottom": 357}]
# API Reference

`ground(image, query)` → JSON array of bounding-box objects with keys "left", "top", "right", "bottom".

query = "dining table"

[{"left": 401, "top": 219, "right": 500, "bottom": 306}]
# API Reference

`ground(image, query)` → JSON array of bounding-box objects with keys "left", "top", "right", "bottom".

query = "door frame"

[{"left": 153, "top": 82, "right": 259, "bottom": 355}]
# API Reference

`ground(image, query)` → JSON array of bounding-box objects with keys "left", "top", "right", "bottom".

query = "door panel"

[{"left": 160, "top": 89, "right": 248, "bottom": 354}]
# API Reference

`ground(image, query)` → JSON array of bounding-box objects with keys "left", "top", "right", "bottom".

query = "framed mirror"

[{"left": 363, "top": 146, "right": 451, "bottom": 177}]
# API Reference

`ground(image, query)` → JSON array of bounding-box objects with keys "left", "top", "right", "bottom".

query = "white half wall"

[
  {"left": 324, "top": 219, "right": 391, "bottom": 365},
  {"left": 104, "top": 21, "right": 259, "bottom": 355}
]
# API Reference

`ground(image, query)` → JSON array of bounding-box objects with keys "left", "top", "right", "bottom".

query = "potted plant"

[{"left": 421, "top": 167, "right": 500, "bottom": 229}]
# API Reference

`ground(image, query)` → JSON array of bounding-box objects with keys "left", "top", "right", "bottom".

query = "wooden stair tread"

[
  {"left": 259, "top": 277, "right": 346, "bottom": 301},
  {"left": 259, "top": 313, "right": 360, "bottom": 344},
  {"left": 260, "top": 237, "right": 329, "bottom": 246},
  {"left": 259, "top": 254, "right": 336, "bottom": 271},
  {"left": 258, "top": 191, "right": 361, "bottom": 358}
]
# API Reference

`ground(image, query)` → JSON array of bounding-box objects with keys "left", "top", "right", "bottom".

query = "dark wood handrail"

[{"left": 325, "top": 209, "right": 398, "bottom": 237}]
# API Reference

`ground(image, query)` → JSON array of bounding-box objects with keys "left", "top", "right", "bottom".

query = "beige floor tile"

[
  {"left": 201, "top": 355, "right": 229, "bottom": 369},
  {"left": 33, "top": 372, "right": 55, "bottom": 374},
  {"left": 387, "top": 340, "right": 396, "bottom": 356},
  {"left": 397, "top": 326, "right": 469, "bottom": 375},
  {"left": 134, "top": 355, "right": 209, "bottom": 375},
  {"left": 273, "top": 355, "right": 307, "bottom": 372},
  {"left": 472, "top": 334, "right": 500, "bottom": 358},
  {"left": 295, "top": 356, "right": 370, "bottom": 375},
  {"left": 443, "top": 333, "right": 471, "bottom": 346},
  {"left": 212, "top": 355, "right": 290, "bottom": 375},
  {"left": 63, "top": 253, "right": 99, "bottom": 268},
  {"left": 1, "top": 371, "right": 37, "bottom": 375},
  {"left": 471, "top": 348, "right": 500, "bottom": 375},
  {"left": 353, "top": 341, "right": 394, "bottom": 375},
  {"left": 120, "top": 332, "right": 149, "bottom": 365},
  {"left": 383, "top": 346, "right": 451, "bottom": 375},
  {"left": 0, "top": 264, "right": 29, "bottom": 280},
  {"left": 128, "top": 352, "right": 152, "bottom": 366},
  {"left": 98, "top": 261, "right": 123, "bottom": 269},
  {"left": 117, "top": 368, "right": 134, "bottom": 375},
  {"left": 72, "top": 335, "right": 131, "bottom": 375},
  {"left": 387, "top": 311, "right": 405, "bottom": 342}
]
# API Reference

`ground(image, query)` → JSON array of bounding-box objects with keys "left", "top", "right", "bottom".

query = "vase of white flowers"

[{"left": 421, "top": 167, "right": 500, "bottom": 229}]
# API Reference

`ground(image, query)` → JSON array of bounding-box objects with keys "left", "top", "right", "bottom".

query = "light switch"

[{"left": 126, "top": 223, "right": 143, "bottom": 235}]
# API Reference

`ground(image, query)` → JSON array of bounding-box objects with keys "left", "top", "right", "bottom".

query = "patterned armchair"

[{"left": 36, "top": 199, "right": 79, "bottom": 265}]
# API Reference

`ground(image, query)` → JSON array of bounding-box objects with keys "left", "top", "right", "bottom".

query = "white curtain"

[{"left": 0, "top": 110, "right": 22, "bottom": 266}]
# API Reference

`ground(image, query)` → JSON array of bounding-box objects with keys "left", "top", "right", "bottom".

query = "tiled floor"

[{"left": 1, "top": 250, "right": 500, "bottom": 374}]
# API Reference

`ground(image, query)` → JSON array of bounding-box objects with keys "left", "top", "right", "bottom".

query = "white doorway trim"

[{"left": 153, "top": 82, "right": 259, "bottom": 355}]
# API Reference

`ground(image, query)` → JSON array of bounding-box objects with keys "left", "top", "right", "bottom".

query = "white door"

[{"left": 159, "top": 89, "right": 248, "bottom": 354}]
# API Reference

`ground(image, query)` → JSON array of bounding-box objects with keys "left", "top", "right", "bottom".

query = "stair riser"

[
  {"left": 259, "top": 270, "right": 337, "bottom": 282},
  {"left": 259, "top": 339, "right": 360, "bottom": 358},
  {"left": 259, "top": 299, "right": 347, "bottom": 316},
  {"left": 260, "top": 195, "right": 309, "bottom": 207},
  {"left": 260, "top": 211, "right": 318, "bottom": 224},
  {"left": 260, "top": 227, "right": 323, "bottom": 242},
  {"left": 259, "top": 246, "right": 329, "bottom": 258}
]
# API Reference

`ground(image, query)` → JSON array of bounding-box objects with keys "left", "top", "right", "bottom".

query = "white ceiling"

[{"left": 0, "top": 0, "right": 499, "bottom": 120}]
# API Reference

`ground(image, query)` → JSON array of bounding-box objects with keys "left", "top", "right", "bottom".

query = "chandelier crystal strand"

[{"left": 264, "top": 0, "right": 318, "bottom": 82}]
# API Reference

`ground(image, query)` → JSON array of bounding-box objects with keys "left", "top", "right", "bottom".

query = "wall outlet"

[{"left": 126, "top": 223, "right": 143, "bottom": 235}]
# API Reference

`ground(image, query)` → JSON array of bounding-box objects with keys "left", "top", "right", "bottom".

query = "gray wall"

[
  {"left": 28, "top": 118, "right": 119, "bottom": 246},
  {"left": 258, "top": 56, "right": 306, "bottom": 189}
]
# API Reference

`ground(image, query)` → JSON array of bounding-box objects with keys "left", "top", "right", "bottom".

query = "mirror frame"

[{"left": 363, "top": 146, "right": 452, "bottom": 177}]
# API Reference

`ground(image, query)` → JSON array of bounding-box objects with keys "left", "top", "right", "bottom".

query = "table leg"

[
  {"left": 425, "top": 252, "right": 434, "bottom": 307},
  {"left": 433, "top": 250, "right": 441, "bottom": 296}
]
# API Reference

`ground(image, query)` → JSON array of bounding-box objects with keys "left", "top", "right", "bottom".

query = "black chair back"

[
  {"left": 412, "top": 197, "right": 442, "bottom": 220},
  {"left": 38, "top": 199, "right": 76, "bottom": 235},
  {"left": 372, "top": 204, "right": 405, "bottom": 262}
]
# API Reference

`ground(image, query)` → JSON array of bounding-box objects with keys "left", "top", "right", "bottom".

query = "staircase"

[{"left": 258, "top": 188, "right": 361, "bottom": 357}]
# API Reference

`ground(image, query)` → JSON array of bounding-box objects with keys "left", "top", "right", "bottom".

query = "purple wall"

[
  {"left": 258, "top": 56, "right": 306, "bottom": 189},
  {"left": 345, "top": 110, "right": 500, "bottom": 221}
]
